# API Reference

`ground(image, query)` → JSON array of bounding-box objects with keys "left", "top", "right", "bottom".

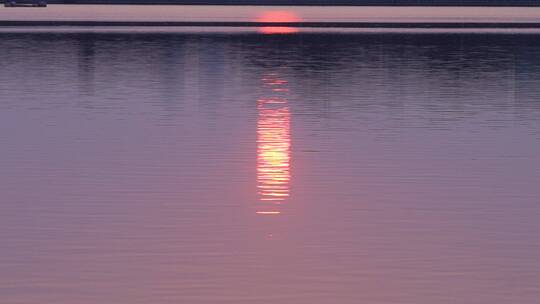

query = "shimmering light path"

[{"left": 256, "top": 74, "right": 291, "bottom": 214}]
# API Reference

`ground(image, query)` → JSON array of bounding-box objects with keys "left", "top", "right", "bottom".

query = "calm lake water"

[{"left": 1, "top": 30, "right": 540, "bottom": 303}]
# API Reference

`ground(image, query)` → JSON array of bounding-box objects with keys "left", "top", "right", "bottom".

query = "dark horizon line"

[
  {"left": 5, "top": 0, "right": 540, "bottom": 6},
  {"left": 3, "top": 20, "right": 540, "bottom": 27}
]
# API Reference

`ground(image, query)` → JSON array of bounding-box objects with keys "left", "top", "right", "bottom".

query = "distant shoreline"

[
  {"left": 5, "top": 1, "right": 540, "bottom": 6},
  {"left": 2, "top": 21, "right": 540, "bottom": 28}
]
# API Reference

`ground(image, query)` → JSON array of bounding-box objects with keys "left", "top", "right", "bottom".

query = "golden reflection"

[
  {"left": 256, "top": 211, "right": 281, "bottom": 215},
  {"left": 256, "top": 75, "right": 291, "bottom": 215}
]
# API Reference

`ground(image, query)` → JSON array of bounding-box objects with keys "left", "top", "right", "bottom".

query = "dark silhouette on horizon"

[{"left": 4, "top": 0, "right": 540, "bottom": 6}]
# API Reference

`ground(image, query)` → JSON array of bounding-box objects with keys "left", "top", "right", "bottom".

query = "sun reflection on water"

[{"left": 256, "top": 74, "right": 291, "bottom": 215}]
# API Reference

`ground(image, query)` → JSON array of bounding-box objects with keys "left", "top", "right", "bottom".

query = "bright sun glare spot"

[
  {"left": 258, "top": 11, "right": 300, "bottom": 23},
  {"left": 257, "top": 11, "right": 300, "bottom": 34}
]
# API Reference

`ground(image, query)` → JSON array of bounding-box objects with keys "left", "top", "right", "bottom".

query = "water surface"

[{"left": 1, "top": 30, "right": 540, "bottom": 303}]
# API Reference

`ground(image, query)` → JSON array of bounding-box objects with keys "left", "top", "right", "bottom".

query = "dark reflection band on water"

[{"left": 256, "top": 73, "right": 291, "bottom": 215}]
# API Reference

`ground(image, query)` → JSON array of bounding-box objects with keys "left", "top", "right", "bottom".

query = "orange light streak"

[{"left": 256, "top": 211, "right": 281, "bottom": 215}]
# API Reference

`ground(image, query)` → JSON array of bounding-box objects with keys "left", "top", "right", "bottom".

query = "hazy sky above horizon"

[{"left": 2, "top": 5, "right": 540, "bottom": 23}]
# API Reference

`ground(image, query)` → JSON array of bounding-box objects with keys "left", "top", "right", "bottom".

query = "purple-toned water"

[{"left": 1, "top": 30, "right": 540, "bottom": 303}]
